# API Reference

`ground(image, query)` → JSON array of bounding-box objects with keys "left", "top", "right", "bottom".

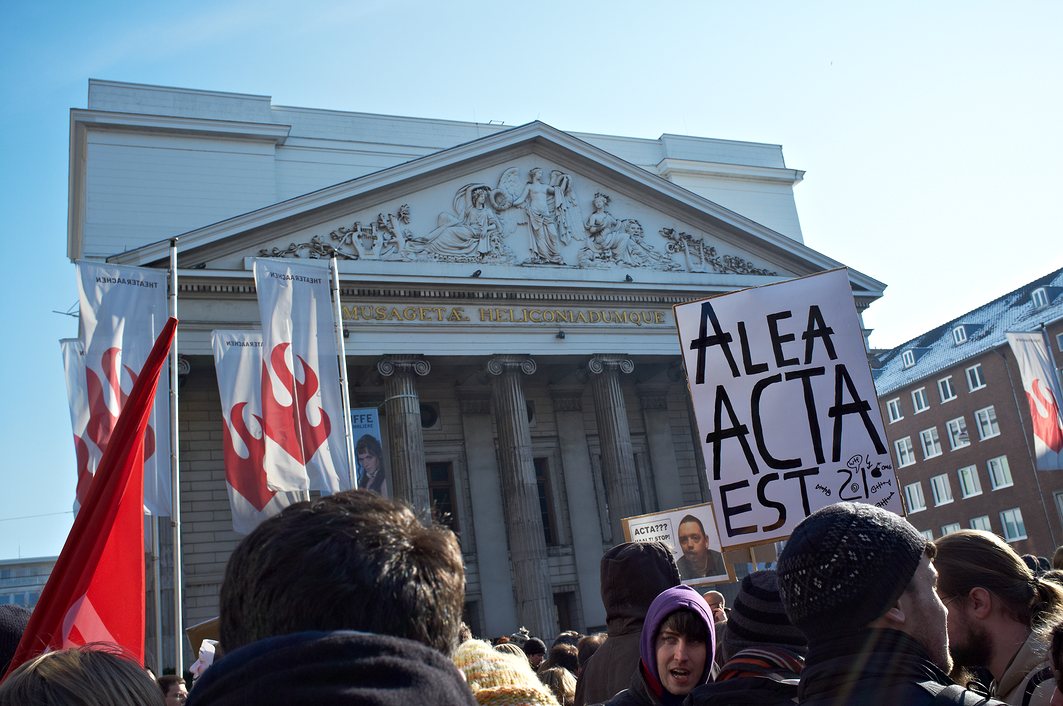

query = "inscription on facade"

[{"left": 342, "top": 304, "right": 669, "bottom": 326}]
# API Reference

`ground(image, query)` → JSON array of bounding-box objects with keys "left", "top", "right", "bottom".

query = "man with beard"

[
  {"left": 777, "top": 502, "right": 1005, "bottom": 705},
  {"left": 675, "top": 515, "right": 726, "bottom": 581},
  {"left": 935, "top": 530, "right": 1063, "bottom": 706}
]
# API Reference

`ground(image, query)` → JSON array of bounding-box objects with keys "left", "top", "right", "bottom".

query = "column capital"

[
  {"left": 377, "top": 355, "right": 430, "bottom": 378},
  {"left": 487, "top": 355, "right": 537, "bottom": 377},
  {"left": 587, "top": 355, "right": 634, "bottom": 375}
]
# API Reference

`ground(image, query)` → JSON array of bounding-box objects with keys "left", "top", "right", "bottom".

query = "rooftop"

[{"left": 873, "top": 268, "right": 1063, "bottom": 395}]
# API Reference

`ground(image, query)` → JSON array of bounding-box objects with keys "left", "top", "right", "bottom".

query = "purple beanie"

[{"left": 638, "top": 585, "right": 715, "bottom": 687}]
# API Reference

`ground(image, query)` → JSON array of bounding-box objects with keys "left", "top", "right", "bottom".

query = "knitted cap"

[
  {"left": 722, "top": 570, "right": 806, "bottom": 660},
  {"left": 0, "top": 604, "right": 31, "bottom": 675},
  {"left": 523, "top": 638, "right": 546, "bottom": 657},
  {"left": 777, "top": 502, "right": 927, "bottom": 640},
  {"left": 453, "top": 639, "right": 560, "bottom": 706}
]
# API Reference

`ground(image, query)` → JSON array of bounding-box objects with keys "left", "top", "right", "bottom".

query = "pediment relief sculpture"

[{"left": 257, "top": 165, "right": 777, "bottom": 276}]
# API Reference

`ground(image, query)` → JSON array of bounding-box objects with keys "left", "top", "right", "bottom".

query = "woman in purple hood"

[{"left": 604, "top": 585, "right": 715, "bottom": 706}]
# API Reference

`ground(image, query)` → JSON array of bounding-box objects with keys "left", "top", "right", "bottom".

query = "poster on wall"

[
  {"left": 352, "top": 408, "right": 387, "bottom": 495},
  {"left": 622, "top": 503, "right": 735, "bottom": 587},
  {"left": 674, "top": 268, "right": 902, "bottom": 551}
]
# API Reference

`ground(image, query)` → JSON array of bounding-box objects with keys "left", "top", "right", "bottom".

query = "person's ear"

[{"left": 966, "top": 587, "right": 992, "bottom": 619}]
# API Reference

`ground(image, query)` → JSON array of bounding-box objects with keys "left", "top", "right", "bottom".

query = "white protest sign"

[{"left": 674, "top": 268, "right": 902, "bottom": 550}]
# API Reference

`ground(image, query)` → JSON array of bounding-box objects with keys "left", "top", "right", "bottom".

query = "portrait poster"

[
  {"left": 351, "top": 408, "right": 387, "bottom": 496},
  {"left": 674, "top": 268, "right": 902, "bottom": 551},
  {"left": 622, "top": 502, "right": 735, "bottom": 587}
]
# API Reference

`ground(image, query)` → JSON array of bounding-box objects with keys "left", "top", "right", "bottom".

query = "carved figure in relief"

[
  {"left": 499, "top": 167, "right": 571, "bottom": 265},
  {"left": 408, "top": 185, "right": 503, "bottom": 260},
  {"left": 378, "top": 204, "right": 414, "bottom": 260},
  {"left": 581, "top": 192, "right": 629, "bottom": 265},
  {"left": 660, "top": 226, "right": 777, "bottom": 275}
]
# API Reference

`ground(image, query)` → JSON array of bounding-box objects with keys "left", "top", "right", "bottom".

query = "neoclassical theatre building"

[{"left": 68, "top": 80, "right": 886, "bottom": 651}]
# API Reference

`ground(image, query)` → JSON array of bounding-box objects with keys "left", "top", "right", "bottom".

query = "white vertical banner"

[
  {"left": 674, "top": 268, "right": 902, "bottom": 550},
  {"left": 75, "top": 261, "right": 171, "bottom": 516},
  {"left": 253, "top": 258, "right": 351, "bottom": 494},
  {"left": 212, "top": 330, "right": 302, "bottom": 534},
  {"left": 60, "top": 339, "right": 92, "bottom": 508},
  {"left": 1007, "top": 332, "right": 1063, "bottom": 470}
]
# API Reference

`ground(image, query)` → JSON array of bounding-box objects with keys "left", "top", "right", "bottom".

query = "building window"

[
  {"left": 895, "top": 437, "right": 916, "bottom": 468},
  {"left": 930, "top": 474, "right": 954, "bottom": 506},
  {"left": 887, "top": 398, "right": 903, "bottom": 423},
  {"left": 957, "top": 465, "right": 982, "bottom": 498},
  {"left": 920, "top": 529, "right": 935, "bottom": 541},
  {"left": 988, "top": 455, "right": 1013, "bottom": 490},
  {"left": 905, "top": 482, "right": 927, "bottom": 513},
  {"left": 534, "top": 457, "right": 559, "bottom": 546},
  {"left": 1000, "top": 508, "right": 1027, "bottom": 542},
  {"left": 946, "top": 417, "right": 970, "bottom": 450},
  {"left": 902, "top": 350, "right": 916, "bottom": 368},
  {"left": 1056, "top": 492, "right": 1063, "bottom": 526},
  {"left": 1057, "top": 332, "right": 1063, "bottom": 353},
  {"left": 970, "top": 515, "right": 992, "bottom": 532},
  {"left": 966, "top": 364, "right": 986, "bottom": 391},
  {"left": 953, "top": 326, "right": 968, "bottom": 345},
  {"left": 938, "top": 376, "right": 956, "bottom": 403},
  {"left": 975, "top": 406, "right": 1000, "bottom": 440},
  {"left": 912, "top": 388, "right": 930, "bottom": 413},
  {"left": 427, "top": 461, "right": 459, "bottom": 533},
  {"left": 1032, "top": 288, "right": 1049, "bottom": 308},
  {"left": 920, "top": 428, "right": 943, "bottom": 459},
  {"left": 941, "top": 523, "right": 962, "bottom": 536}
]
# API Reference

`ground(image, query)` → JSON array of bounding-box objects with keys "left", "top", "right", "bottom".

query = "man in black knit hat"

[{"left": 776, "top": 502, "right": 1005, "bottom": 706}]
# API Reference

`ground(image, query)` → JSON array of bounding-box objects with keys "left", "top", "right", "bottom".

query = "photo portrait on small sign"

[
  {"left": 351, "top": 408, "right": 386, "bottom": 496},
  {"left": 622, "top": 503, "right": 734, "bottom": 587}
]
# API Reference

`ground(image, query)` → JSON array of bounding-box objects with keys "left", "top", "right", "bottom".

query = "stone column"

[
  {"left": 376, "top": 355, "right": 430, "bottom": 514},
  {"left": 487, "top": 355, "right": 555, "bottom": 638},
  {"left": 459, "top": 392, "right": 518, "bottom": 636},
  {"left": 588, "top": 355, "right": 642, "bottom": 540},
  {"left": 550, "top": 386, "right": 606, "bottom": 629},
  {"left": 638, "top": 385, "right": 684, "bottom": 511}
]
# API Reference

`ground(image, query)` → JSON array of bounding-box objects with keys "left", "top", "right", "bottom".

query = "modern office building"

[
  {"left": 67, "top": 79, "right": 887, "bottom": 662},
  {"left": 0, "top": 556, "right": 57, "bottom": 609},
  {"left": 874, "top": 268, "right": 1063, "bottom": 554}
]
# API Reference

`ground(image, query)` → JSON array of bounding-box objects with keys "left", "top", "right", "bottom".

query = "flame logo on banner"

[
  {"left": 222, "top": 402, "right": 277, "bottom": 511},
  {"left": 260, "top": 343, "right": 331, "bottom": 464},
  {"left": 76, "top": 347, "right": 157, "bottom": 502},
  {"left": 1028, "top": 378, "right": 1063, "bottom": 453}
]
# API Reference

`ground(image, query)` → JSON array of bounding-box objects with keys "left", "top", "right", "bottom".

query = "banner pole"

[
  {"left": 330, "top": 256, "right": 357, "bottom": 491},
  {"left": 151, "top": 516, "right": 163, "bottom": 674},
  {"left": 169, "top": 238, "right": 184, "bottom": 674}
]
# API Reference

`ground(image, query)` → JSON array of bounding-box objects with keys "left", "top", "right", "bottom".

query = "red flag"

[{"left": 3, "top": 317, "right": 177, "bottom": 681}]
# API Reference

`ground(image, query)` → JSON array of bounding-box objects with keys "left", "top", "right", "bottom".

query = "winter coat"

[
  {"left": 185, "top": 630, "right": 477, "bottom": 706},
  {"left": 797, "top": 629, "right": 1006, "bottom": 706},
  {"left": 992, "top": 631, "right": 1054, "bottom": 706},
  {"left": 685, "top": 645, "right": 803, "bottom": 706},
  {"left": 576, "top": 542, "right": 681, "bottom": 706}
]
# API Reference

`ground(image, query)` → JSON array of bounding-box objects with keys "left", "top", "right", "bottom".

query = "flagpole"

[
  {"left": 169, "top": 239, "right": 184, "bottom": 674},
  {"left": 330, "top": 256, "right": 357, "bottom": 491},
  {"left": 151, "top": 516, "right": 163, "bottom": 674}
]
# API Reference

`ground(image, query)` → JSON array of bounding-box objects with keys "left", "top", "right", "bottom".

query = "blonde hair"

[
  {"left": 538, "top": 666, "right": 575, "bottom": 706},
  {"left": 0, "top": 644, "right": 164, "bottom": 706}
]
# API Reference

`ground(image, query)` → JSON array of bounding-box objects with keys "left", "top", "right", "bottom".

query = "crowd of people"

[{"left": 3, "top": 491, "right": 1063, "bottom": 705}]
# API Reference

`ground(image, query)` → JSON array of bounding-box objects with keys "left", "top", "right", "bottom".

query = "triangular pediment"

[{"left": 109, "top": 121, "right": 884, "bottom": 299}]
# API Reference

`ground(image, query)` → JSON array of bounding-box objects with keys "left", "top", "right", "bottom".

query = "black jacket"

[
  {"left": 186, "top": 630, "right": 477, "bottom": 706},
  {"left": 577, "top": 542, "right": 681, "bottom": 706},
  {"left": 797, "top": 629, "right": 1004, "bottom": 706}
]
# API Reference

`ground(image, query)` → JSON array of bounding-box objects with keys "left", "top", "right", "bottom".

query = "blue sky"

[{"left": 1, "top": 0, "right": 1060, "bottom": 560}]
